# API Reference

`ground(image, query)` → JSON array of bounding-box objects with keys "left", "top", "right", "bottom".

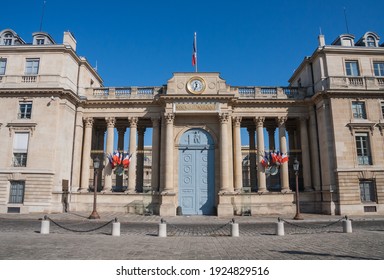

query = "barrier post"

[
  {"left": 40, "top": 215, "right": 50, "bottom": 234},
  {"left": 276, "top": 217, "right": 285, "bottom": 236},
  {"left": 158, "top": 218, "right": 167, "bottom": 237},
  {"left": 231, "top": 218, "right": 239, "bottom": 237},
  {"left": 112, "top": 218, "right": 121, "bottom": 236},
  {"left": 342, "top": 216, "right": 353, "bottom": 233}
]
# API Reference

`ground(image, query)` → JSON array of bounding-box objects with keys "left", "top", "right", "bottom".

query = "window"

[
  {"left": 381, "top": 102, "right": 384, "bottom": 119},
  {"left": 374, "top": 62, "right": 384, "bottom": 76},
  {"left": 0, "top": 58, "right": 6, "bottom": 75},
  {"left": 345, "top": 61, "right": 360, "bottom": 76},
  {"left": 352, "top": 101, "right": 366, "bottom": 119},
  {"left": 355, "top": 133, "right": 371, "bottom": 165},
  {"left": 19, "top": 102, "right": 32, "bottom": 119},
  {"left": 360, "top": 180, "right": 376, "bottom": 202},
  {"left": 25, "top": 58, "right": 39, "bottom": 75},
  {"left": 366, "top": 36, "right": 375, "bottom": 47},
  {"left": 9, "top": 181, "right": 25, "bottom": 204},
  {"left": 13, "top": 133, "right": 29, "bottom": 167},
  {"left": 36, "top": 38, "right": 45, "bottom": 45},
  {"left": 3, "top": 33, "right": 13, "bottom": 45}
]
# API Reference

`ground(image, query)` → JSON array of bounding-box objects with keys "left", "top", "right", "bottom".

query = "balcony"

[
  {"left": 321, "top": 76, "right": 384, "bottom": 91},
  {"left": 0, "top": 74, "right": 77, "bottom": 92},
  {"left": 92, "top": 87, "right": 161, "bottom": 99},
  {"left": 234, "top": 86, "right": 302, "bottom": 99}
]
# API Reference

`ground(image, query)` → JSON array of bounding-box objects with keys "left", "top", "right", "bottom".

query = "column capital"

[
  {"left": 128, "top": 117, "right": 138, "bottom": 128},
  {"left": 164, "top": 113, "right": 175, "bottom": 124},
  {"left": 219, "top": 113, "right": 230, "bottom": 123},
  {"left": 254, "top": 116, "right": 265, "bottom": 128},
  {"left": 83, "top": 117, "right": 94, "bottom": 128},
  {"left": 277, "top": 116, "right": 287, "bottom": 127},
  {"left": 233, "top": 116, "right": 242, "bottom": 126},
  {"left": 105, "top": 117, "right": 116, "bottom": 128}
]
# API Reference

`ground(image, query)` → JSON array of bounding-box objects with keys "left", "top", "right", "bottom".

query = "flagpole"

[{"left": 194, "top": 32, "right": 198, "bottom": 72}]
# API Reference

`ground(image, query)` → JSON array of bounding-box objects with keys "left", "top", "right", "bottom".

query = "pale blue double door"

[{"left": 178, "top": 129, "right": 215, "bottom": 215}]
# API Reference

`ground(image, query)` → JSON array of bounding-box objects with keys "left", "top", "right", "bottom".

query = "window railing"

[
  {"left": 22, "top": 75, "right": 37, "bottom": 83},
  {"left": 13, "top": 153, "right": 27, "bottom": 167},
  {"left": 357, "top": 155, "right": 372, "bottom": 165}
]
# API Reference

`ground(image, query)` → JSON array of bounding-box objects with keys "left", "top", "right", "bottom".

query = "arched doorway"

[{"left": 178, "top": 128, "right": 215, "bottom": 215}]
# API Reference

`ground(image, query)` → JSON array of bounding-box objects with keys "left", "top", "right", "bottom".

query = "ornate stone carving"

[
  {"left": 83, "top": 117, "right": 94, "bottom": 128},
  {"left": 164, "top": 113, "right": 175, "bottom": 124},
  {"left": 105, "top": 117, "right": 116, "bottom": 128},
  {"left": 233, "top": 116, "right": 242, "bottom": 126},
  {"left": 254, "top": 116, "right": 265, "bottom": 127},
  {"left": 128, "top": 117, "right": 138, "bottom": 127},
  {"left": 277, "top": 116, "right": 287, "bottom": 127},
  {"left": 219, "top": 113, "right": 229, "bottom": 123}
]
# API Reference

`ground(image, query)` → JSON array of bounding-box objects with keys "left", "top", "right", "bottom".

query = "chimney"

[
  {"left": 318, "top": 34, "right": 325, "bottom": 47},
  {"left": 63, "top": 31, "right": 77, "bottom": 51}
]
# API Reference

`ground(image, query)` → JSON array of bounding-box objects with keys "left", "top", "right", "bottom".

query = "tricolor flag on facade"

[{"left": 192, "top": 32, "right": 197, "bottom": 72}]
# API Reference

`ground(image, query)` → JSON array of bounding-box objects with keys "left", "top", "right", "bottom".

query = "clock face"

[{"left": 187, "top": 77, "right": 206, "bottom": 94}]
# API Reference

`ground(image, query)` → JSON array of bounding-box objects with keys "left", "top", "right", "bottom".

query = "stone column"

[
  {"left": 151, "top": 117, "right": 160, "bottom": 192},
  {"left": 127, "top": 117, "right": 138, "bottom": 192},
  {"left": 278, "top": 117, "right": 289, "bottom": 192},
  {"left": 71, "top": 109, "right": 84, "bottom": 192},
  {"left": 219, "top": 113, "right": 230, "bottom": 192},
  {"left": 266, "top": 126, "right": 276, "bottom": 151},
  {"left": 136, "top": 126, "right": 146, "bottom": 192},
  {"left": 164, "top": 113, "right": 174, "bottom": 192},
  {"left": 103, "top": 117, "right": 115, "bottom": 191},
  {"left": 80, "top": 117, "right": 93, "bottom": 192},
  {"left": 247, "top": 126, "right": 257, "bottom": 191},
  {"left": 300, "top": 117, "right": 312, "bottom": 191},
  {"left": 116, "top": 127, "right": 126, "bottom": 189},
  {"left": 233, "top": 116, "right": 243, "bottom": 192},
  {"left": 255, "top": 117, "right": 266, "bottom": 192},
  {"left": 309, "top": 107, "right": 321, "bottom": 191}
]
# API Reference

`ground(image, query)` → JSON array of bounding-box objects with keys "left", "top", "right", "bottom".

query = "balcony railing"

[
  {"left": 323, "top": 76, "right": 384, "bottom": 90},
  {"left": 92, "top": 87, "right": 159, "bottom": 99},
  {"left": 235, "top": 86, "right": 300, "bottom": 99}
]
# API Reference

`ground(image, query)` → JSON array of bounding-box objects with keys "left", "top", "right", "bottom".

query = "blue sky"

[
  {"left": 2, "top": 0, "right": 384, "bottom": 147},
  {"left": 2, "top": 0, "right": 384, "bottom": 87}
]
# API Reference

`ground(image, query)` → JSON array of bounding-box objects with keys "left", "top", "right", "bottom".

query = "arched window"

[{"left": 366, "top": 36, "right": 375, "bottom": 47}]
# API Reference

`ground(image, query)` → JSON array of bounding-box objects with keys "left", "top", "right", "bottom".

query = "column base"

[
  {"left": 159, "top": 193, "right": 176, "bottom": 217},
  {"left": 217, "top": 193, "right": 235, "bottom": 217}
]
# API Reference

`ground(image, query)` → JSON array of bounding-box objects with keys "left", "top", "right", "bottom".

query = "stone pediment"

[{"left": 166, "top": 72, "right": 232, "bottom": 95}]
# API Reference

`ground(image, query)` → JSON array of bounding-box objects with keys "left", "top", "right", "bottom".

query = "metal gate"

[{"left": 178, "top": 128, "right": 215, "bottom": 215}]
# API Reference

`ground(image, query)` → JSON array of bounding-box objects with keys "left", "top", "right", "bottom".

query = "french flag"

[{"left": 192, "top": 32, "right": 197, "bottom": 67}]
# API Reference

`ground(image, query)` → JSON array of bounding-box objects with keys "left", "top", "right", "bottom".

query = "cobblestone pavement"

[{"left": 0, "top": 212, "right": 384, "bottom": 260}]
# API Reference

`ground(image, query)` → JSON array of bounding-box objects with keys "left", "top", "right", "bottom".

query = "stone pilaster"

[
  {"left": 233, "top": 116, "right": 243, "bottom": 192},
  {"left": 80, "top": 117, "right": 93, "bottom": 192},
  {"left": 278, "top": 116, "right": 289, "bottom": 192},
  {"left": 127, "top": 117, "right": 138, "bottom": 192},
  {"left": 151, "top": 117, "right": 160, "bottom": 192},
  {"left": 255, "top": 117, "right": 266, "bottom": 192},
  {"left": 103, "top": 117, "right": 115, "bottom": 191}
]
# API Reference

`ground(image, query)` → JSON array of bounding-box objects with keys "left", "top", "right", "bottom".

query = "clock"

[{"left": 187, "top": 76, "right": 206, "bottom": 94}]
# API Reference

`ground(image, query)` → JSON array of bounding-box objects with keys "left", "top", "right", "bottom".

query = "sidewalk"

[{"left": 1, "top": 211, "right": 384, "bottom": 224}]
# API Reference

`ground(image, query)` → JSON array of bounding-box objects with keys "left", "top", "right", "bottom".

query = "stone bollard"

[
  {"left": 40, "top": 215, "right": 50, "bottom": 234},
  {"left": 276, "top": 218, "right": 285, "bottom": 236},
  {"left": 158, "top": 218, "right": 167, "bottom": 237},
  {"left": 231, "top": 218, "right": 239, "bottom": 237},
  {"left": 342, "top": 216, "right": 353, "bottom": 233},
  {"left": 111, "top": 218, "right": 120, "bottom": 236}
]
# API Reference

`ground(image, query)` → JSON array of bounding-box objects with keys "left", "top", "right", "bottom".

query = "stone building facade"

[{"left": 1, "top": 28, "right": 383, "bottom": 216}]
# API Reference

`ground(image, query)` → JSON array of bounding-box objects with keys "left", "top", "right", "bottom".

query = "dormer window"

[
  {"left": 366, "top": 36, "right": 375, "bottom": 47},
  {"left": 3, "top": 33, "right": 12, "bottom": 45},
  {"left": 356, "top": 32, "right": 380, "bottom": 47},
  {"left": 36, "top": 38, "right": 45, "bottom": 45}
]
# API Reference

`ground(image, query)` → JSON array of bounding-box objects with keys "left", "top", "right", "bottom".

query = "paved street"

[{"left": 0, "top": 212, "right": 384, "bottom": 260}]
